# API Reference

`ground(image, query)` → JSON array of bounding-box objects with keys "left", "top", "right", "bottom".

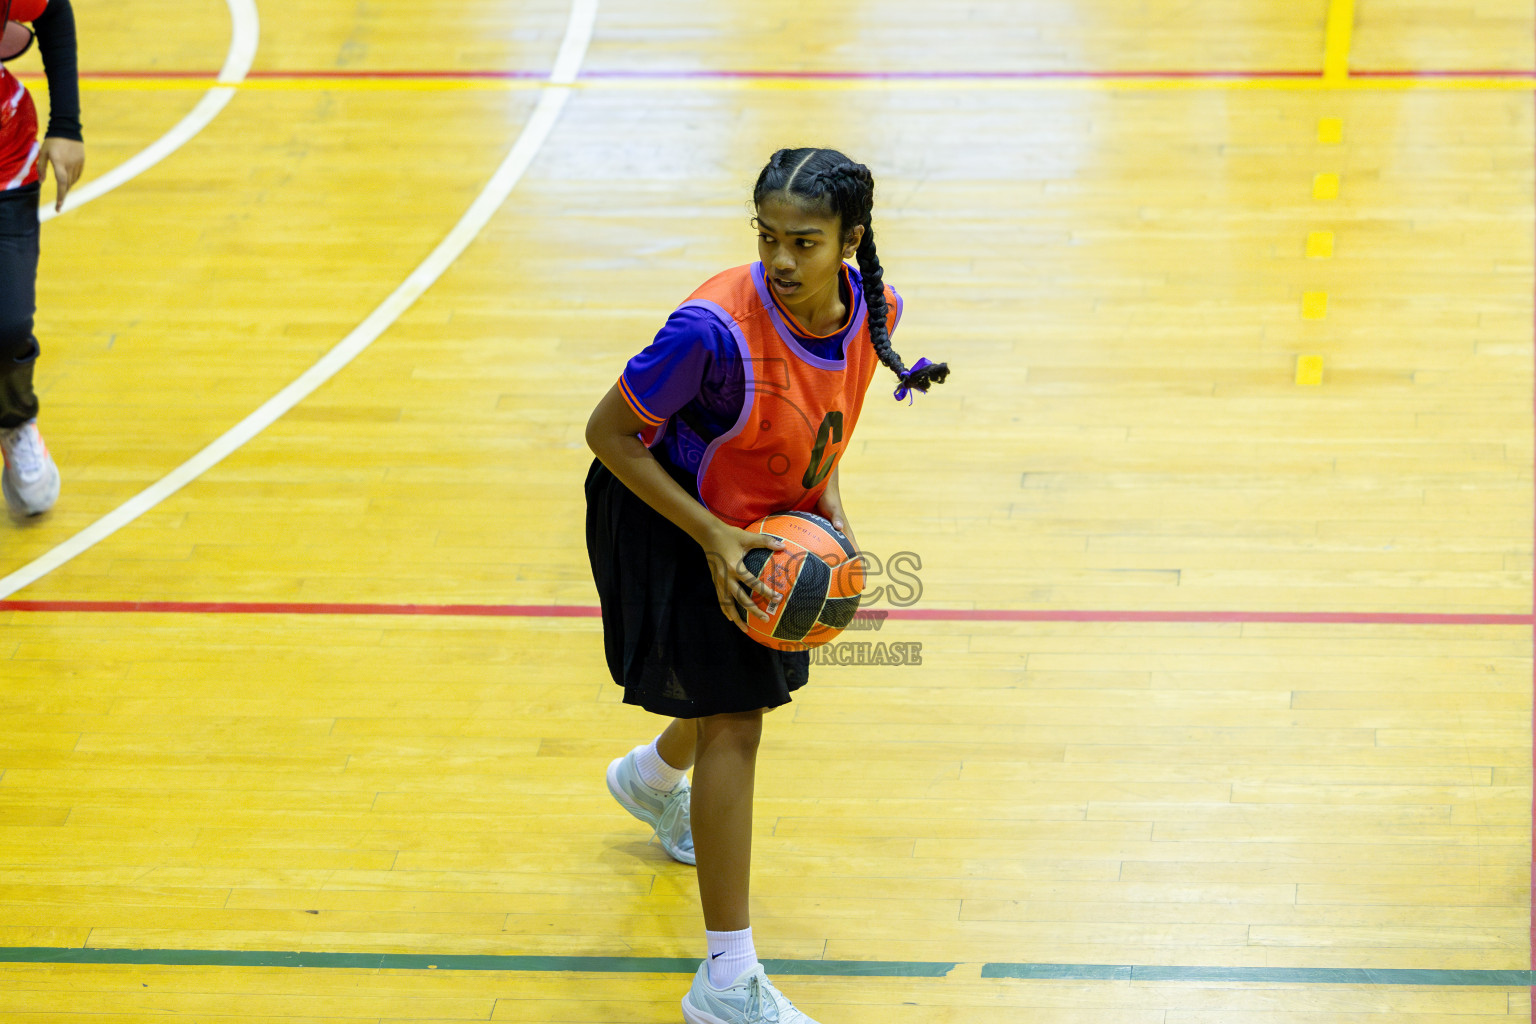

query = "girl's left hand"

[{"left": 39, "top": 137, "right": 85, "bottom": 213}]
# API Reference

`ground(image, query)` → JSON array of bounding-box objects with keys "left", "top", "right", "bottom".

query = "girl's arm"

[
  {"left": 586, "top": 385, "right": 783, "bottom": 628},
  {"left": 814, "top": 465, "right": 859, "bottom": 557}
]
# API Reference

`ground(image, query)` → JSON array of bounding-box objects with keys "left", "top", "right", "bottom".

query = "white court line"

[
  {"left": 39, "top": 0, "right": 259, "bottom": 222},
  {"left": 0, "top": 0, "right": 599, "bottom": 599}
]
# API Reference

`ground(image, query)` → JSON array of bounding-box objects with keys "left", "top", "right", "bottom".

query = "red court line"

[
  {"left": 64, "top": 68, "right": 1322, "bottom": 80},
  {"left": 580, "top": 69, "right": 1323, "bottom": 80},
  {"left": 72, "top": 69, "right": 542, "bottom": 80},
  {"left": 0, "top": 601, "right": 600, "bottom": 617},
  {"left": 39, "top": 68, "right": 1535, "bottom": 82},
  {"left": 0, "top": 600, "right": 1528, "bottom": 625},
  {"left": 887, "top": 609, "right": 1533, "bottom": 626},
  {"left": 1353, "top": 69, "right": 1536, "bottom": 78}
]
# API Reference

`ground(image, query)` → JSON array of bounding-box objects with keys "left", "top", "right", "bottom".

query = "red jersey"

[
  {"left": 0, "top": 1, "right": 49, "bottom": 191},
  {"left": 0, "top": 66, "right": 40, "bottom": 190},
  {"left": 645, "top": 263, "right": 895, "bottom": 527}
]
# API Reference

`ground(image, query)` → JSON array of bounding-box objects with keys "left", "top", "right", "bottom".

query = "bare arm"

[
  {"left": 813, "top": 464, "right": 859, "bottom": 557},
  {"left": 585, "top": 385, "right": 783, "bottom": 627}
]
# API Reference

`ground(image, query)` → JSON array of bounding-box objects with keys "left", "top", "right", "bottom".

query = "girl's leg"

[
  {"left": 655, "top": 717, "right": 698, "bottom": 771},
  {"left": 682, "top": 710, "right": 822, "bottom": 1021},
  {"left": 0, "top": 183, "right": 57, "bottom": 518},
  {"left": 691, "top": 709, "right": 763, "bottom": 932},
  {"left": 0, "top": 184, "right": 40, "bottom": 431}
]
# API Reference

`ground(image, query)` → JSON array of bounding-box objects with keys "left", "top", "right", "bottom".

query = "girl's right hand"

[{"left": 700, "top": 523, "right": 786, "bottom": 632}]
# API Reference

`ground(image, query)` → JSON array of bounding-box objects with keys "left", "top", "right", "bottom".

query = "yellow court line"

[
  {"left": 1323, "top": 0, "right": 1355, "bottom": 84},
  {"left": 29, "top": 75, "right": 1535, "bottom": 94}
]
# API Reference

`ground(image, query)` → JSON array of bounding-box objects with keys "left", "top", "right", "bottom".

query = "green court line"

[
  {"left": 982, "top": 963, "right": 1534, "bottom": 986},
  {"left": 0, "top": 949, "right": 953, "bottom": 977},
  {"left": 0, "top": 949, "right": 1528, "bottom": 985}
]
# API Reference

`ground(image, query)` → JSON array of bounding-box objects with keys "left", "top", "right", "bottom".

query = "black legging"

[{"left": 0, "top": 182, "right": 41, "bottom": 430}]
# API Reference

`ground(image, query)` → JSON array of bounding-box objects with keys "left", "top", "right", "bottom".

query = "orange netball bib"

[{"left": 663, "top": 263, "right": 896, "bottom": 528}]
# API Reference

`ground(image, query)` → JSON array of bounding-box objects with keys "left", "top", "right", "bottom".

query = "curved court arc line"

[
  {"left": 39, "top": 0, "right": 259, "bottom": 222},
  {"left": 0, "top": 0, "right": 599, "bottom": 600}
]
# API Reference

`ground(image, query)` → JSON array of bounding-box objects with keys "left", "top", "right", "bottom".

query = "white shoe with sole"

[
  {"left": 0, "top": 419, "right": 59, "bottom": 516},
  {"left": 682, "top": 962, "right": 822, "bottom": 1024},
  {"left": 606, "top": 748, "right": 694, "bottom": 864}
]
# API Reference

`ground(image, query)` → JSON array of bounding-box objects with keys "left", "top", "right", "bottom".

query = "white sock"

[
  {"left": 634, "top": 738, "right": 685, "bottom": 793},
  {"left": 705, "top": 926, "right": 756, "bottom": 989}
]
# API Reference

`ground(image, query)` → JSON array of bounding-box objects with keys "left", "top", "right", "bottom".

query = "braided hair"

[{"left": 753, "top": 148, "right": 949, "bottom": 399}]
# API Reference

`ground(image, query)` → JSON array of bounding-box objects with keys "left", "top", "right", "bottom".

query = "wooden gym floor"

[{"left": 0, "top": 0, "right": 1533, "bottom": 1020}]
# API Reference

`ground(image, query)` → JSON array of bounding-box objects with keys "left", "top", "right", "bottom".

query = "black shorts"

[
  {"left": 584, "top": 457, "right": 809, "bottom": 719},
  {"left": 0, "top": 182, "right": 40, "bottom": 428}
]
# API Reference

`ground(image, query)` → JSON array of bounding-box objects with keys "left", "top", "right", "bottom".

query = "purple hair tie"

[{"left": 893, "top": 357, "right": 935, "bottom": 403}]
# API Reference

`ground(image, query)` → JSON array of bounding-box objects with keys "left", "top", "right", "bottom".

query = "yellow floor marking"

[
  {"left": 1313, "top": 173, "right": 1340, "bottom": 199},
  {"left": 1296, "top": 355, "right": 1325, "bottom": 386},
  {"left": 1306, "top": 231, "right": 1335, "bottom": 259},
  {"left": 1318, "top": 116, "right": 1344, "bottom": 143},
  {"left": 1323, "top": 0, "right": 1355, "bottom": 84},
  {"left": 1302, "top": 292, "right": 1329, "bottom": 319}
]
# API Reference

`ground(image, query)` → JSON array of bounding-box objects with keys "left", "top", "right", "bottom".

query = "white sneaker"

[
  {"left": 606, "top": 748, "right": 694, "bottom": 864},
  {"left": 682, "top": 962, "right": 822, "bottom": 1024},
  {"left": 0, "top": 419, "right": 59, "bottom": 516}
]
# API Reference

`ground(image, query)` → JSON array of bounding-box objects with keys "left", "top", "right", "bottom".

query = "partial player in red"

[
  {"left": 0, "top": 0, "right": 83, "bottom": 517},
  {"left": 585, "top": 147, "right": 948, "bottom": 1024}
]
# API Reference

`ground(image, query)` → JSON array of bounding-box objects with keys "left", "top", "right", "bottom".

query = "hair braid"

[
  {"left": 822, "top": 164, "right": 896, "bottom": 378},
  {"left": 829, "top": 161, "right": 948, "bottom": 397}
]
